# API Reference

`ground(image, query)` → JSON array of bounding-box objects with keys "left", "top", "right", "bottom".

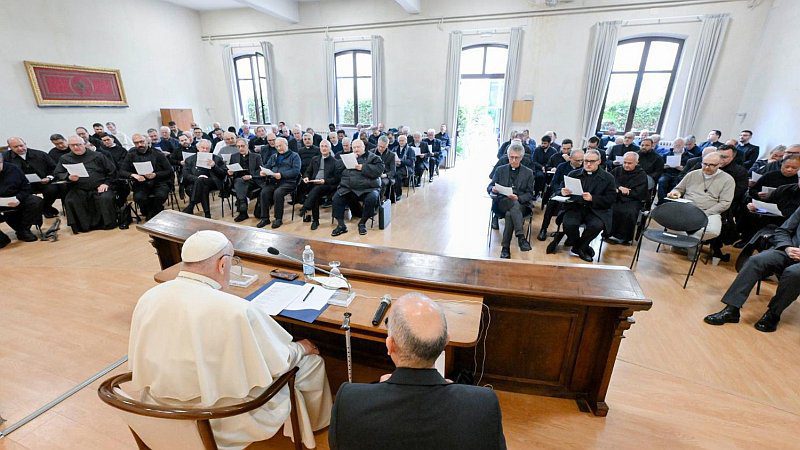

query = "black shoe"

[
  {"left": 712, "top": 251, "right": 731, "bottom": 263},
  {"left": 500, "top": 247, "right": 511, "bottom": 259},
  {"left": 331, "top": 225, "right": 348, "bottom": 236},
  {"left": 414, "top": 183, "right": 421, "bottom": 187},
  {"left": 754, "top": 310, "right": 780, "bottom": 332},
  {"left": 303, "top": 214, "right": 312, "bottom": 223},
  {"left": 585, "top": 246, "right": 596, "bottom": 258},
  {"left": 16, "top": 230, "right": 38, "bottom": 242},
  {"left": 704, "top": 305, "right": 740, "bottom": 325},
  {"left": 271, "top": 219, "right": 282, "bottom": 229},
  {"left": 358, "top": 223, "right": 367, "bottom": 235},
  {"left": 204, "top": 212, "right": 211, "bottom": 219},
  {"left": 570, "top": 247, "right": 593, "bottom": 262},
  {"left": 182, "top": 204, "right": 195, "bottom": 214},
  {"left": 518, "top": 237, "right": 532, "bottom": 252},
  {"left": 537, "top": 228, "right": 548, "bottom": 241},
  {"left": 311, "top": 220, "right": 319, "bottom": 230},
  {"left": 429, "top": 178, "right": 433, "bottom": 182},
  {"left": 491, "top": 216, "right": 499, "bottom": 230},
  {"left": 733, "top": 239, "right": 748, "bottom": 249},
  {"left": 44, "top": 207, "right": 60, "bottom": 218},
  {"left": 118, "top": 223, "right": 129, "bottom": 230},
  {"left": 256, "top": 218, "right": 270, "bottom": 228},
  {"left": 234, "top": 212, "right": 248, "bottom": 222},
  {"left": 0, "top": 232, "right": 10, "bottom": 248}
]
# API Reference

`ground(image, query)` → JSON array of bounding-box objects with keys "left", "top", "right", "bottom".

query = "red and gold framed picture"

[{"left": 24, "top": 61, "right": 128, "bottom": 107}]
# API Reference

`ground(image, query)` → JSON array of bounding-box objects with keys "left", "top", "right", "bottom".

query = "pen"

[{"left": 301, "top": 286, "right": 314, "bottom": 302}]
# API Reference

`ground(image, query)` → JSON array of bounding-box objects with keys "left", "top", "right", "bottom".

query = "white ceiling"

[{"left": 160, "top": 0, "right": 420, "bottom": 22}]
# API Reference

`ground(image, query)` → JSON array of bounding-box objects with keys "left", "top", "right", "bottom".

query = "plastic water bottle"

[{"left": 302, "top": 245, "right": 315, "bottom": 280}]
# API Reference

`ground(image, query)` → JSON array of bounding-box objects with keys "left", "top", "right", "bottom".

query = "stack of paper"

[
  {"left": 494, "top": 184, "right": 514, "bottom": 196},
  {"left": 0, "top": 197, "right": 18, "bottom": 207},
  {"left": 750, "top": 172, "right": 762, "bottom": 183},
  {"left": 261, "top": 167, "right": 276, "bottom": 177},
  {"left": 247, "top": 280, "right": 335, "bottom": 323},
  {"left": 227, "top": 163, "right": 244, "bottom": 172}
]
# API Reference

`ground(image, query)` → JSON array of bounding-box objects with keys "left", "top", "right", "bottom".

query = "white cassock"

[{"left": 128, "top": 270, "right": 332, "bottom": 450}]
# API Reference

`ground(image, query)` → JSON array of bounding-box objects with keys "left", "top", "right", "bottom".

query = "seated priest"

[
  {"left": 608, "top": 152, "right": 649, "bottom": 245},
  {"left": 98, "top": 133, "right": 129, "bottom": 169},
  {"left": 531, "top": 135, "right": 557, "bottom": 197},
  {"left": 704, "top": 207, "right": 800, "bottom": 333},
  {"left": 737, "top": 129, "right": 760, "bottom": 170},
  {"left": 538, "top": 149, "right": 585, "bottom": 241},
  {"left": 422, "top": 128, "right": 443, "bottom": 180},
  {"left": 229, "top": 138, "right": 265, "bottom": 223},
  {"left": 374, "top": 135, "right": 397, "bottom": 202},
  {"left": 393, "top": 134, "right": 415, "bottom": 201},
  {"left": 299, "top": 140, "right": 339, "bottom": 230},
  {"left": 4, "top": 136, "right": 60, "bottom": 218},
  {"left": 257, "top": 137, "right": 301, "bottom": 230},
  {"left": 170, "top": 133, "right": 197, "bottom": 168},
  {"left": 54, "top": 136, "right": 118, "bottom": 233},
  {"left": 487, "top": 142, "right": 535, "bottom": 259},
  {"left": 736, "top": 155, "right": 800, "bottom": 243},
  {"left": 0, "top": 156, "right": 42, "bottom": 246},
  {"left": 657, "top": 137, "right": 691, "bottom": 202},
  {"left": 750, "top": 145, "right": 785, "bottom": 176},
  {"left": 128, "top": 230, "right": 331, "bottom": 450},
  {"left": 560, "top": 149, "right": 617, "bottom": 262},
  {"left": 48, "top": 133, "right": 71, "bottom": 163},
  {"left": 248, "top": 126, "right": 269, "bottom": 152},
  {"left": 637, "top": 138, "right": 665, "bottom": 183},
  {"left": 328, "top": 132, "right": 343, "bottom": 156},
  {"left": 181, "top": 139, "right": 227, "bottom": 218},
  {"left": 120, "top": 134, "right": 173, "bottom": 221},
  {"left": 607, "top": 132, "right": 640, "bottom": 170},
  {"left": 296, "top": 133, "right": 322, "bottom": 203},
  {"left": 411, "top": 132, "right": 428, "bottom": 186},
  {"left": 666, "top": 152, "right": 735, "bottom": 257},
  {"left": 755, "top": 144, "right": 800, "bottom": 176},
  {"left": 547, "top": 138, "right": 573, "bottom": 171},
  {"left": 331, "top": 139, "right": 385, "bottom": 237},
  {"left": 329, "top": 293, "right": 506, "bottom": 450}
]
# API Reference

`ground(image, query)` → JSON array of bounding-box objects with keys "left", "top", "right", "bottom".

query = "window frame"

[
  {"left": 334, "top": 49, "right": 372, "bottom": 127},
  {"left": 233, "top": 52, "right": 269, "bottom": 125},
  {"left": 460, "top": 44, "right": 508, "bottom": 80},
  {"left": 596, "top": 36, "right": 684, "bottom": 135}
]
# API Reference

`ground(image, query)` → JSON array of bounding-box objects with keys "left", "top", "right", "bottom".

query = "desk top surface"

[{"left": 140, "top": 210, "right": 651, "bottom": 311}]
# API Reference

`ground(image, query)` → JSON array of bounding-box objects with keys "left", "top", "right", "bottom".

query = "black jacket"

[
  {"left": 721, "top": 162, "right": 749, "bottom": 203},
  {"left": 374, "top": 148, "right": 397, "bottom": 180},
  {"left": 49, "top": 147, "right": 71, "bottom": 164},
  {"left": 766, "top": 184, "right": 800, "bottom": 218},
  {"left": 54, "top": 150, "right": 117, "bottom": 191},
  {"left": 532, "top": 145, "right": 557, "bottom": 171},
  {"left": 736, "top": 143, "right": 760, "bottom": 170},
  {"left": 3, "top": 148, "right": 56, "bottom": 179},
  {"left": 607, "top": 143, "right": 640, "bottom": 169},
  {"left": 98, "top": 145, "right": 130, "bottom": 170},
  {"left": 229, "top": 151, "right": 265, "bottom": 181},
  {"left": 335, "top": 151, "right": 384, "bottom": 196},
  {"left": 565, "top": 167, "right": 617, "bottom": 231},
  {"left": 487, "top": 164, "right": 535, "bottom": 206},
  {"left": 662, "top": 150, "right": 692, "bottom": 175},
  {"left": 0, "top": 162, "right": 32, "bottom": 201},
  {"left": 612, "top": 166, "right": 649, "bottom": 203},
  {"left": 329, "top": 368, "right": 506, "bottom": 450},
  {"left": 183, "top": 153, "right": 227, "bottom": 190},
  {"left": 748, "top": 170, "right": 797, "bottom": 201},
  {"left": 120, "top": 148, "right": 174, "bottom": 189},
  {"left": 637, "top": 150, "right": 664, "bottom": 182},
  {"left": 304, "top": 154, "right": 340, "bottom": 186},
  {"left": 296, "top": 145, "right": 321, "bottom": 174},
  {"left": 774, "top": 206, "right": 800, "bottom": 250},
  {"left": 170, "top": 145, "right": 196, "bottom": 166}
]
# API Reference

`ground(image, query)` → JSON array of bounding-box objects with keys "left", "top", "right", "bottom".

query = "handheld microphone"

[
  {"left": 372, "top": 295, "right": 392, "bottom": 326},
  {"left": 267, "top": 246, "right": 352, "bottom": 293}
]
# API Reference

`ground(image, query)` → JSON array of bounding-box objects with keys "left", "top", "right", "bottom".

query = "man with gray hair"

[
  {"left": 657, "top": 137, "right": 691, "bottom": 202},
  {"left": 608, "top": 131, "right": 639, "bottom": 170},
  {"left": 608, "top": 152, "right": 648, "bottom": 244},
  {"left": 487, "top": 141, "right": 535, "bottom": 259},
  {"left": 328, "top": 293, "right": 506, "bottom": 450}
]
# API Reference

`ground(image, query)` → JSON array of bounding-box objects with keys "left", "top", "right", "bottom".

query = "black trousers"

[
  {"left": 722, "top": 249, "right": 800, "bottom": 315},
  {"left": 303, "top": 184, "right": 337, "bottom": 220},
  {"left": 259, "top": 183, "right": 294, "bottom": 220},
  {"left": 233, "top": 178, "right": 263, "bottom": 212},
  {"left": 333, "top": 190, "right": 379, "bottom": 226},
  {"left": 186, "top": 178, "right": 217, "bottom": 215},
  {"left": 63, "top": 188, "right": 117, "bottom": 232},
  {"left": 610, "top": 200, "right": 641, "bottom": 242},
  {"left": 32, "top": 182, "right": 65, "bottom": 212},
  {"left": 414, "top": 158, "right": 430, "bottom": 181},
  {"left": 0, "top": 195, "right": 43, "bottom": 231},
  {"left": 539, "top": 200, "right": 562, "bottom": 232},
  {"left": 394, "top": 167, "right": 410, "bottom": 198},
  {"left": 533, "top": 171, "right": 546, "bottom": 195},
  {"left": 738, "top": 211, "right": 785, "bottom": 243},
  {"left": 563, "top": 207, "right": 605, "bottom": 251},
  {"left": 133, "top": 183, "right": 171, "bottom": 219},
  {"left": 492, "top": 197, "right": 530, "bottom": 247}
]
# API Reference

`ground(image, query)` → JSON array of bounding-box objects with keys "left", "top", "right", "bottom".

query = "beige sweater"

[{"left": 673, "top": 169, "right": 735, "bottom": 215}]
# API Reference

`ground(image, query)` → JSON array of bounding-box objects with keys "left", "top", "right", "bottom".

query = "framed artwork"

[{"left": 24, "top": 61, "right": 128, "bottom": 107}]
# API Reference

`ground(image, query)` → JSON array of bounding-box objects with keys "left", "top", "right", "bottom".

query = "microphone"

[
  {"left": 372, "top": 295, "right": 392, "bottom": 326},
  {"left": 267, "top": 246, "right": 352, "bottom": 293}
]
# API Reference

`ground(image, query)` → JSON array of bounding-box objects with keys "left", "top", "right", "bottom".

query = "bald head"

[
  {"left": 386, "top": 293, "right": 448, "bottom": 368},
  {"left": 6, "top": 137, "right": 27, "bottom": 156}
]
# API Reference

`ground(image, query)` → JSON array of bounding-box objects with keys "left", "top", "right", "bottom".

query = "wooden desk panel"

[{"left": 139, "top": 210, "right": 652, "bottom": 416}]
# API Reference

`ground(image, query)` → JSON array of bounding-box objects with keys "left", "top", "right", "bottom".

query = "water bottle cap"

[{"left": 305, "top": 245, "right": 311, "bottom": 249}]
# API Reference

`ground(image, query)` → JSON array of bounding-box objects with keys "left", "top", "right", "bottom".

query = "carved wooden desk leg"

[{"left": 587, "top": 311, "right": 635, "bottom": 416}]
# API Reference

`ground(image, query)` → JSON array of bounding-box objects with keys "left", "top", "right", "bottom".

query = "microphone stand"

[{"left": 267, "top": 247, "right": 353, "bottom": 295}]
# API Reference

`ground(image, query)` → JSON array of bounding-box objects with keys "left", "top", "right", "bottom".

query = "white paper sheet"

[
  {"left": 63, "top": 163, "right": 90, "bottom": 178},
  {"left": 494, "top": 184, "right": 514, "bottom": 196},
  {"left": 550, "top": 195, "right": 570, "bottom": 203},
  {"left": 667, "top": 197, "right": 692, "bottom": 203},
  {"left": 0, "top": 197, "right": 18, "bottom": 207},
  {"left": 284, "top": 285, "right": 335, "bottom": 312},
  {"left": 133, "top": 161, "right": 154, "bottom": 175},
  {"left": 340, "top": 152, "right": 358, "bottom": 169},
  {"left": 221, "top": 153, "right": 232, "bottom": 164},
  {"left": 563, "top": 176, "right": 584, "bottom": 195},
  {"left": 261, "top": 167, "right": 276, "bottom": 177},
  {"left": 750, "top": 172, "right": 762, "bottom": 182},
  {"left": 226, "top": 163, "right": 244, "bottom": 172},
  {"left": 411, "top": 146, "right": 421, "bottom": 156},
  {"left": 182, "top": 151, "right": 194, "bottom": 161},
  {"left": 196, "top": 152, "right": 213, "bottom": 168},
  {"left": 25, "top": 173, "right": 42, "bottom": 183},
  {"left": 666, "top": 155, "right": 681, "bottom": 168},
  {"left": 760, "top": 186, "right": 776, "bottom": 195},
  {"left": 613, "top": 155, "right": 623, "bottom": 165},
  {"left": 753, "top": 200, "right": 782, "bottom": 216},
  {"left": 250, "top": 283, "right": 310, "bottom": 316}
]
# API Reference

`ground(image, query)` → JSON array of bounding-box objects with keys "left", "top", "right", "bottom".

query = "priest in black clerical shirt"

[
  {"left": 299, "top": 140, "right": 339, "bottom": 230},
  {"left": 487, "top": 142, "right": 535, "bottom": 259},
  {"left": 0, "top": 157, "right": 42, "bottom": 246},
  {"left": 607, "top": 132, "right": 640, "bottom": 170},
  {"left": 608, "top": 152, "right": 649, "bottom": 244},
  {"left": 4, "top": 137, "right": 61, "bottom": 218},
  {"left": 119, "top": 134, "right": 173, "bottom": 221},
  {"left": 228, "top": 138, "right": 265, "bottom": 222}
]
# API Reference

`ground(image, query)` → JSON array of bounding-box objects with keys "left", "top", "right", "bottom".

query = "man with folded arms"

[
  {"left": 329, "top": 292, "right": 506, "bottom": 450},
  {"left": 229, "top": 138, "right": 265, "bottom": 223},
  {"left": 299, "top": 140, "right": 339, "bottom": 230},
  {"left": 4, "top": 137, "right": 60, "bottom": 218},
  {"left": 120, "top": 134, "right": 173, "bottom": 221},
  {"left": 128, "top": 230, "right": 331, "bottom": 450}
]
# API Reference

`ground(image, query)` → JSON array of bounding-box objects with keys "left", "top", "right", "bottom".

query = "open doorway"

[{"left": 456, "top": 44, "right": 508, "bottom": 168}]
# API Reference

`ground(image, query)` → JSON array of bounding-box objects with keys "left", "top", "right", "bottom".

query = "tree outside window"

[
  {"left": 335, "top": 50, "right": 372, "bottom": 126},
  {"left": 234, "top": 53, "right": 270, "bottom": 124}
]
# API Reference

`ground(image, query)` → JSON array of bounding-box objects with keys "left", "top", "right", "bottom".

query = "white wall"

[
  {"left": 0, "top": 0, "right": 213, "bottom": 150},
  {"left": 737, "top": 0, "right": 800, "bottom": 152},
  {"left": 198, "top": 0, "right": 773, "bottom": 144}
]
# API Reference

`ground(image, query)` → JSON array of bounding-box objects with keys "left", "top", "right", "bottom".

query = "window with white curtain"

[
  {"left": 234, "top": 53, "right": 270, "bottom": 124},
  {"left": 334, "top": 50, "right": 372, "bottom": 126}
]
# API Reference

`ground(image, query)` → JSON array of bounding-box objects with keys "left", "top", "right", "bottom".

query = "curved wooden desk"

[{"left": 139, "top": 210, "right": 652, "bottom": 416}]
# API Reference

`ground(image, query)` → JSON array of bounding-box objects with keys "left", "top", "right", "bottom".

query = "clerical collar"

[
  {"left": 176, "top": 270, "right": 222, "bottom": 290},
  {"left": 18, "top": 152, "right": 27, "bottom": 160}
]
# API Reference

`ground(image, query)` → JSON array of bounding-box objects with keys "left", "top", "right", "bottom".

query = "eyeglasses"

[
  {"left": 702, "top": 163, "right": 719, "bottom": 168},
  {"left": 584, "top": 159, "right": 600, "bottom": 164}
]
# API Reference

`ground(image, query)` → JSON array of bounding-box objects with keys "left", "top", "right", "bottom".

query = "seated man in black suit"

[
  {"left": 487, "top": 142, "right": 535, "bottom": 259},
  {"left": 560, "top": 149, "right": 617, "bottom": 262},
  {"left": 228, "top": 138, "right": 265, "bottom": 222},
  {"left": 0, "top": 156, "right": 42, "bottom": 246},
  {"left": 393, "top": 134, "right": 415, "bottom": 201},
  {"left": 538, "top": 148, "right": 584, "bottom": 241},
  {"left": 531, "top": 135, "right": 557, "bottom": 197},
  {"left": 705, "top": 206, "right": 800, "bottom": 332},
  {"left": 181, "top": 139, "right": 227, "bottom": 218},
  {"left": 331, "top": 139, "right": 384, "bottom": 236},
  {"left": 299, "top": 140, "right": 339, "bottom": 230},
  {"left": 608, "top": 152, "right": 649, "bottom": 245},
  {"left": 257, "top": 137, "right": 301, "bottom": 229},
  {"left": 607, "top": 132, "right": 639, "bottom": 170},
  {"left": 4, "top": 136, "right": 61, "bottom": 218},
  {"left": 374, "top": 136, "right": 397, "bottom": 202},
  {"left": 329, "top": 292, "right": 506, "bottom": 450},
  {"left": 422, "top": 128, "right": 443, "bottom": 179},
  {"left": 119, "top": 134, "right": 173, "bottom": 221}
]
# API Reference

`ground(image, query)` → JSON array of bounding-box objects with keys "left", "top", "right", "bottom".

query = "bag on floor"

[{"left": 378, "top": 199, "right": 391, "bottom": 229}]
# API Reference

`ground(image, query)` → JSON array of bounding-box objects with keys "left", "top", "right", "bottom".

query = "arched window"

[
  {"left": 597, "top": 37, "right": 684, "bottom": 135},
  {"left": 457, "top": 44, "right": 508, "bottom": 158},
  {"left": 335, "top": 50, "right": 372, "bottom": 126},
  {"left": 234, "top": 53, "right": 270, "bottom": 124}
]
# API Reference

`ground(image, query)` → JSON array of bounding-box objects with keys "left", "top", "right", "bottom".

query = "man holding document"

[
  {"left": 120, "top": 134, "right": 174, "bottom": 221},
  {"left": 257, "top": 137, "right": 301, "bottom": 229},
  {"left": 54, "top": 135, "right": 118, "bottom": 233},
  {"left": 128, "top": 230, "right": 331, "bottom": 450},
  {"left": 3, "top": 137, "right": 61, "bottom": 218},
  {"left": 331, "top": 139, "right": 384, "bottom": 237},
  {"left": 299, "top": 140, "right": 340, "bottom": 230},
  {"left": 486, "top": 141, "right": 535, "bottom": 259},
  {"left": 0, "top": 156, "right": 42, "bottom": 246},
  {"left": 228, "top": 138, "right": 265, "bottom": 223}
]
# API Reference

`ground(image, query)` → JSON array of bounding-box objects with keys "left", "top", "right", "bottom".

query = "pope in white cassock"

[{"left": 127, "top": 230, "right": 332, "bottom": 449}]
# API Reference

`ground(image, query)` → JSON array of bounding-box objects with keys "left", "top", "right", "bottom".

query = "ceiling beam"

[
  {"left": 234, "top": 0, "right": 299, "bottom": 23},
  {"left": 393, "top": 0, "right": 421, "bottom": 14}
]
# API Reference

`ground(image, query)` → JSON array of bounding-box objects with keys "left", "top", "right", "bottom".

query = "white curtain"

[
  {"left": 579, "top": 20, "right": 621, "bottom": 144},
  {"left": 370, "top": 35, "right": 385, "bottom": 126},
  {"left": 259, "top": 41, "right": 278, "bottom": 124},
  {"left": 324, "top": 38, "right": 337, "bottom": 125},
  {"left": 443, "top": 31, "right": 462, "bottom": 168},
  {"left": 677, "top": 14, "right": 731, "bottom": 136},
  {"left": 222, "top": 44, "right": 239, "bottom": 125},
  {"left": 499, "top": 27, "right": 524, "bottom": 144}
]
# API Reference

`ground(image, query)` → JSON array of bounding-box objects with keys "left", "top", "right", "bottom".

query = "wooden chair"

[{"left": 97, "top": 368, "right": 302, "bottom": 450}]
